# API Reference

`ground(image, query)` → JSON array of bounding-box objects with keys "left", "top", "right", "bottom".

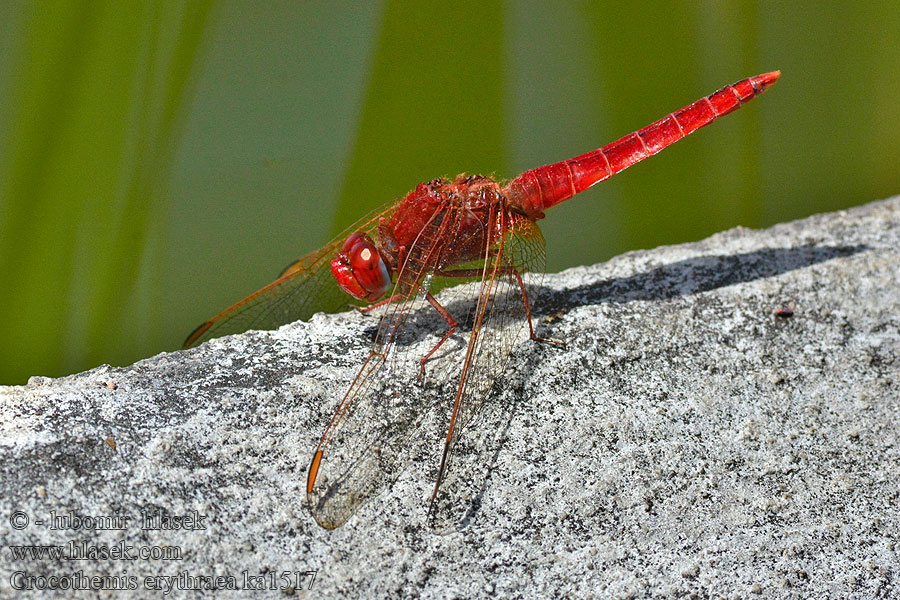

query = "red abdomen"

[{"left": 505, "top": 71, "right": 780, "bottom": 219}]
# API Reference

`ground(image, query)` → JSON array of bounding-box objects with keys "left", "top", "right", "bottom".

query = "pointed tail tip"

[{"left": 757, "top": 70, "right": 781, "bottom": 89}]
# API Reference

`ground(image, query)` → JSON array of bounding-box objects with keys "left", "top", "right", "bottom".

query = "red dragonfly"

[{"left": 185, "top": 71, "right": 780, "bottom": 528}]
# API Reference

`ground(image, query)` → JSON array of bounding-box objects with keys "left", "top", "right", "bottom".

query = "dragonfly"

[{"left": 185, "top": 71, "right": 780, "bottom": 529}]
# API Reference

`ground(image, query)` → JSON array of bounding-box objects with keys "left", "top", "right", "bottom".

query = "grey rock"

[{"left": 2, "top": 197, "right": 899, "bottom": 599}]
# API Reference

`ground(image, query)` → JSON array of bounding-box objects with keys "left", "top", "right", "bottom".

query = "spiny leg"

[
  {"left": 418, "top": 290, "right": 458, "bottom": 380},
  {"left": 436, "top": 267, "right": 566, "bottom": 349},
  {"left": 416, "top": 262, "right": 567, "bottom": 380},
  {"left": 352, "top": 290, "right": 458, "bottom": 380},
  {"left": 508, "top": 267, "right": 566, "bottom": 349},
  {"left": 354, "top": 294, "right": 402, "bottom": 315}
]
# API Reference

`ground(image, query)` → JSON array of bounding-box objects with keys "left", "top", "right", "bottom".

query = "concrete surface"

[{"left": 1, "top": 197, "right": 898, "bottom": 599}]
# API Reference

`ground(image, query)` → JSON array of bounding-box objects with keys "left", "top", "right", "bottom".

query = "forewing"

[
  {"left": 424, "top": 211, "right": 546, "bottom": 526},
  {"left": 306, "top": 202, "right": 487, "bottom": 528},
  {"left": 445, "top": 211, "right": 546, "bottom": 446},
  {"left": 184, "top": 203, "right": 397, "bottom": 348},
  {"left": 306, "top": 205, "right": 547, "bottom": 528}
]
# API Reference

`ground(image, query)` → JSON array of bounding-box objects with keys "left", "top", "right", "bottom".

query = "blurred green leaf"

[
  {"left": 0, "top": 2, "right": 213, "bottom": 383},
  {"left": 333, "top": 0, "right": 506, "bottom": 231}
]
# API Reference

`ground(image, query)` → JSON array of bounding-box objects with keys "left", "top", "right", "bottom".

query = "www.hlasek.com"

[{"left": 9, "top": 541, "right": 183, "bottom": 561}]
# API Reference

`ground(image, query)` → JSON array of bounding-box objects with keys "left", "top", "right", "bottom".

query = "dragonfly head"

[{"left": 331, "top": 232, "right": 392, "bottom": 302}]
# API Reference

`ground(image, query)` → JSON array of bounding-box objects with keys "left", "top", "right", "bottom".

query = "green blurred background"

[{"left": 1, "top": 1, "right": 899, "bottom": 385}]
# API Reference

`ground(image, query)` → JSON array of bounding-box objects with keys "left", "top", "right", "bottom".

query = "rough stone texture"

[{"left": 2, "top": 197, "right": 899, "bottom": 599}]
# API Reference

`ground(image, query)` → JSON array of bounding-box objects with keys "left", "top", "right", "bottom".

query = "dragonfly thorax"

[{"left": 331, "top": 232, "right": 392, "bottom": 302}]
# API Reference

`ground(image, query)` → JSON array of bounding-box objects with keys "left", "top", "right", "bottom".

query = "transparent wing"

[
  {"left": 306, "top": 203, "right": 546, "bottom": 528},
  {"left": 423, "top": 210, "right": 545, "bottom": 528},
  {"left": 305, "top": 199, "right": 465, "bottom": 528},
  {"left": 441, "top": 210, "right": 546, "bottom": 451},
  {"left": 183, "top": 202, "right": 399, "bottom": 348}
]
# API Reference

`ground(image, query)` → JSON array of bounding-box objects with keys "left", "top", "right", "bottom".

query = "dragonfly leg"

[
  {"left": 354, "top": 294, "right": 402, "bottom": 315},
  {"left": 436, "top": 267, "right": 567, "bottom": 349},
  {"left": 419, "top": 291, "right": 458, "bottom": 380},
  {"left": 428, "top": 440, "right": 450, "bottom": 518},
  {"left": 507, "top": 267, "right": 567, "bottom": 349}
]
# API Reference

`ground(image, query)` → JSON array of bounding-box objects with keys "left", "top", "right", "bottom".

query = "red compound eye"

[
  {"left": 331, "top": 232, "right": 392, "bottom": 302},
  {"left": 342, "top": 231, "right": 367, "bottom": 253},
  {"left": 349, "top": 242, "right": 379, "bottom": 271},
  {"left": 349, "top": 242, "right": 390, "bottom": 299}
]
